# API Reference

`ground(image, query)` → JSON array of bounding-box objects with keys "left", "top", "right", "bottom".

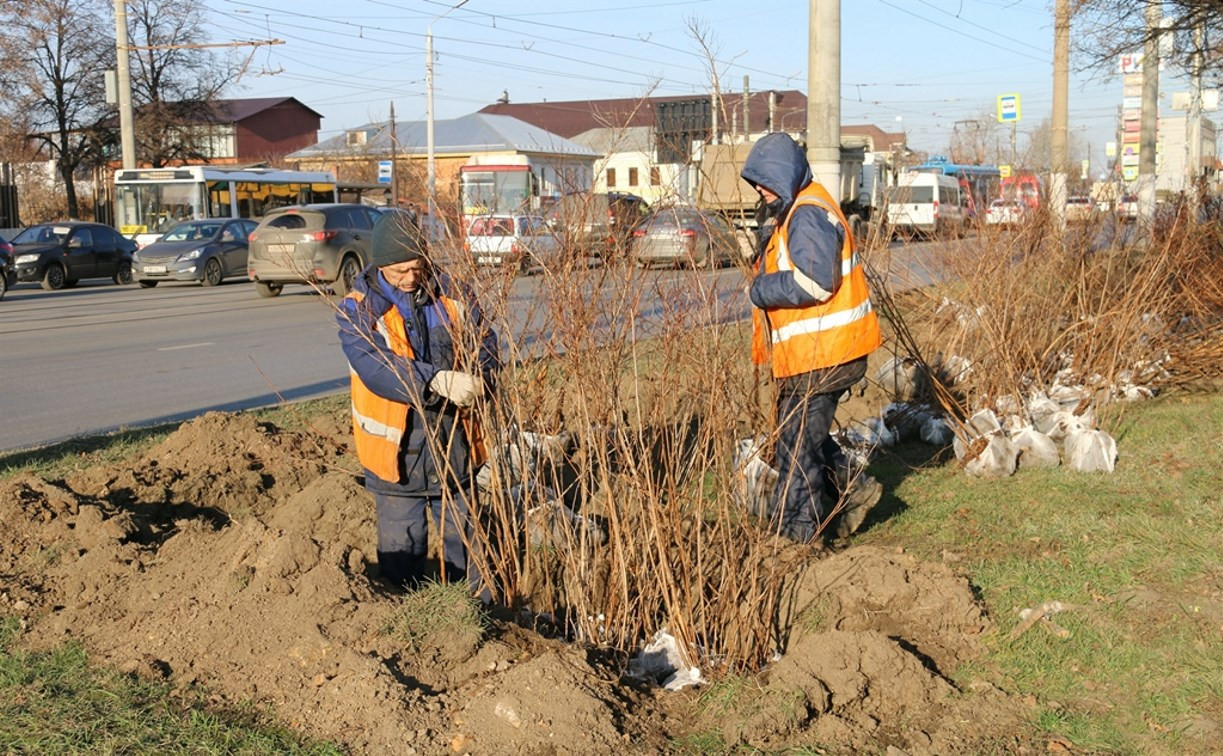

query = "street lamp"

[{"left": 426, "top": 0, "right": 469, "bottom": 221}]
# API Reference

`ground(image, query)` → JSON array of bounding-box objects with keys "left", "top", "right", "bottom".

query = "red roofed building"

[{"left": 175, "top": 97, "right": 323, "bottom": 165}]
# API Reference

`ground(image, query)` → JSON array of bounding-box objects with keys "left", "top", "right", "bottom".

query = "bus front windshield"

[
  {"left": 116, "top": 183, "right": 204, "bottom": 235},
  {"left": 461, "top": 170, "right": 530, "bottom": 215}
]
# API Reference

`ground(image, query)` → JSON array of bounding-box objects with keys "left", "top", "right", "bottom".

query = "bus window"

[
  {"left": 115, "top": 182, "right": 202, "bottom": 235},
  {"left": 206, "top": 180, "right": 233, "bottom": 218}
]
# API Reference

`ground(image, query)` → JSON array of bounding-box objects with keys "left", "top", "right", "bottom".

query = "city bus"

[
  {"left": 114, "top": 166, "right": 338, "bottom": 247},
  {"left": 458, "top": 154, "right": 592, "bottom": 234},
  {"left": 906, "top": 156, "right": 1001, "bottom": 221}
]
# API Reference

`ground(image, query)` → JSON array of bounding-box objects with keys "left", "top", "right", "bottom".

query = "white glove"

[{"left": 429, "top": 370, "right": 483, "bottom": 408}]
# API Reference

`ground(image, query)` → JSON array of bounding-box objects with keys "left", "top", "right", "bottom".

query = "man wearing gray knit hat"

[{"left": 337, "top": 211, "right": 500, "bottom": 597}]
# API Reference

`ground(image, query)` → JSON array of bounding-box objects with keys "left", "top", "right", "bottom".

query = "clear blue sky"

[{"left": 203, "top": 0, "right": 1195, "bottom": 174}]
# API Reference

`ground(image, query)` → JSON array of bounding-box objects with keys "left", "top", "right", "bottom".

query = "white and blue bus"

[{"left": 114, "top": 166, "right": 338, "bottom": 247}]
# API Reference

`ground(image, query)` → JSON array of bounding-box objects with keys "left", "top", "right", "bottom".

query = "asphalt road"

[{"left": 0, "top": 235, "right": 963, "bottom": 452}]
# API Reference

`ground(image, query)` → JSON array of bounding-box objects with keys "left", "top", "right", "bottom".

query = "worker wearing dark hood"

[{"left": 741, "top": 132, "right": 883, "bottom": 543}]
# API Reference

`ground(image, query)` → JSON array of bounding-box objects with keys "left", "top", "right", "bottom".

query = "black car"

[
  {"left": 12, "top": 222, "right": 136, "bottom": 290},
  {"left": 133, "top": 218, "right": 258, "bottom": 288},
  {"left": 0, "top": 235, "right": 14, "bottom": 300}
]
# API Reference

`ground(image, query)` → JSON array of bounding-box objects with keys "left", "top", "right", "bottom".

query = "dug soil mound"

[{"left": 1, "top": 411, "right": 1032, "bottom": 754}]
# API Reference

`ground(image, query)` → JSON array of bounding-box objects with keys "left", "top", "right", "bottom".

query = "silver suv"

[{"left": 247, "top": 203, "right": 383, "bottom": 298}]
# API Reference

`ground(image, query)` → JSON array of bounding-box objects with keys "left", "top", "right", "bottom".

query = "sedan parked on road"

[
  {"left": 985, "top": 199, "right": 1026, "bottom": 227},
  {"left": 247, "top": 203, "right": 385, "bottom": 298},
  {"left": 465, "top": 213, "right": 561, "bottom": 273},
  {"left": 631, "top": 207, "right": 740, "bottom": 268},
  {"left": 133, "top": 218, "right": 258, "bottom": 288},
  {"left": 12, "top": 222, "right": 136, "bottom": 290}
]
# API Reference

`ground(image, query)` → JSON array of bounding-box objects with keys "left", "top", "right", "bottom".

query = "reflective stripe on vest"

[
  {"left": 752, "top": 182, "right": 881, "bottom": 378},
  {"left": 349, "top": 367, "right": 405, "bottom": 446}
]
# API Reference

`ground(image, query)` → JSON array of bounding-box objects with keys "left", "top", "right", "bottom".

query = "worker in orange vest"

[
  {"left": 337, "top": 212, "right": 499, "bottom": 594},
  {"left": 741, "top": 132, "right": 883, "bottom": 543}
]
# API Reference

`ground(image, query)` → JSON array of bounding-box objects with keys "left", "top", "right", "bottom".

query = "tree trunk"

[{"left": 60, "top": 158, "right": 78, "bottom": 218}]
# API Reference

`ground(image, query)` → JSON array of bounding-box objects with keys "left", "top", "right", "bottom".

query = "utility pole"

[
  {"left": 1137, "top": 0, "right": 1160, "bottom": 227},
  {"left": 113, "top": 0, "right": 136, "bottom": 170},
  {"left": 742, "top": 76, "right": 750, "bottom": 143},
  {"left": 389, "top": 101, "right": 399, "bottom": 208},
  {"left": 1050, "top": 0, "right": 1070, "bottom": 229},
  {"left": 807, "top": 0, "right": 841, "bottom": 198},
  {"left": 427, "top": 0, "right": 469, "bottom": 221}
]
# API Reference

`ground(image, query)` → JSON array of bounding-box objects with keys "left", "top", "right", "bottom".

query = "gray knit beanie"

[{"left": 370, "top": 212, "right": 426, "bottom": 268}]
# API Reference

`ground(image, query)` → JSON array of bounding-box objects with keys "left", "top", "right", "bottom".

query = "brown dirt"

[{"left": 0, "top": 408, "right": 1035, "bottom": 754}]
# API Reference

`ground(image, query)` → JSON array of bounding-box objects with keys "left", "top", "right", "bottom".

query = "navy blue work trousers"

[
  {"left": 373, "top": 487, "right": 483, "bottom": 594},
  {"left": 768, "top": 385, "right": 849, "bottom": 542}
]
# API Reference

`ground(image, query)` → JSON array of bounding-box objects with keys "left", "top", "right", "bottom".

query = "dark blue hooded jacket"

[{"left": 740, "top": 132, "right": 844, "bottom": 309}]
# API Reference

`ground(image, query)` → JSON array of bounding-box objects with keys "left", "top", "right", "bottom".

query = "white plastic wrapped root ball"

[
  {"left": 1049, "top": 382, "right": 1092, "bottom": 409},
  {"left": 1045, "top": 409, "right": 1097, "bottom": 441},
  {"left": 941, "top": 354, "right": 973, "bottom": 385},
  {"left": 877, "top": 356, "right": 926, "bottom": 401},
  {"left": 1064, "top": 429, "right": 1118, "bottom": 473},
  {"left": 964, "top": 434, "right": 1020, "bottom": 478},
  {"left": 1028, "top": 395, "right": 1062, "bottom": 435},
  {"left": 968, "top": 408, "right": 1003, "bottom": 436},
  {"left": 1119, "top": 384, "right": 1155, "bottom": 402},
  {"left": 847, "top": 416, "right": 898, "bottom": 448},
  {"left": 733, "top": 437, "right": 778, "bottom": 518},
  {"left": 920, "top": 416, "right": 954, "bottom": 446},
  {"left": 994, "top": 395, "right": 1022, "bottom": 416},
  {"left": 1012, "top": 427, "right": 1061, "bottom": 469}
]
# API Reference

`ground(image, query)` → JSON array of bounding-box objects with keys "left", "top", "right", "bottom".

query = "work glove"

[{"left": 429, "top": 370, "right": 484, "bottom": 408}]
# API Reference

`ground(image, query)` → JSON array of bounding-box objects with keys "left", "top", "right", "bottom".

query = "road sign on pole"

[
  {"left": 377, "top": 160, "right": 393, "bottom": 185},
  {"left": 999, "top": 164, "right": 1012, "bottom": 178},
  {"left": 996, "top": 93, "right": 1021, "bottom": 124}
]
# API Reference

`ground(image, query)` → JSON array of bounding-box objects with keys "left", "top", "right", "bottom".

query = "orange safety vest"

[
  {"left": 751, "top": 182, "right": 882, "bottom": 378},
  {"left": 346, "top": 289, "right": 486, "bottom": 482}
]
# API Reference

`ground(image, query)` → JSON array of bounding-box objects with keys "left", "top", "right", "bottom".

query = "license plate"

[
  {"left": 477, "top": 256, "right": 502, "bottom": 264},
  {"left": 143, "top": 265, "right": 167, "bottom": 274},
  {"left": 268, "top": 243, "right": 295, "bottom": 256}
]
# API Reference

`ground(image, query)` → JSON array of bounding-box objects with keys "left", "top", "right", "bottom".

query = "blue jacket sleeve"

[
  {"left": 749, "top": 204, "right": 843, "bottom": 309},
  {"left": 336, "top": 296, "right": 438, "bottom": 406}
]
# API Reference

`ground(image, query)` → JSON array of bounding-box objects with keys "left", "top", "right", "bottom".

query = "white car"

[
  {"left": 985, "top": 199, "right": 1025, "bottom": 226},
  {"left": 1065, "top": 196, "right": 1093, "bottom": 223},
  {"left": 464, "top": 214, "right": 560, "bottom": 273}
]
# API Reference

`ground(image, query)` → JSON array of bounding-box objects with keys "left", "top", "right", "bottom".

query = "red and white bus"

[
  {"left": 1001, "top": 171, "right": 1042, "bottom": 210},
  {"left": 458, "top": 154, "right": 593, "bottom": 232}
]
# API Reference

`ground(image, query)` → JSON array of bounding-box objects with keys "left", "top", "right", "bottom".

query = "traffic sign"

[
  {"left": 996, "top": 93, "right": 1021, "bottom": 123},
  {"left": 999, "top": 164, "right": 1012, "bottom": 178},
  {"left": 377, "top": 160, "right": 393, "bottom": 185}
]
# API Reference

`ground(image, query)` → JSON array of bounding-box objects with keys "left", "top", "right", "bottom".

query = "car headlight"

[
  {"left": 15, "top": 254, "right": 39, "bottom": 264},
  {"left": 176, "top": 248, "right": 202, "bottom": 262}
]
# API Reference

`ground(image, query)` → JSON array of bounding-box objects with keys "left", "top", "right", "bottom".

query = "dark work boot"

[{"left": 833, "top": 471, "right": 883, "bottom": 539}]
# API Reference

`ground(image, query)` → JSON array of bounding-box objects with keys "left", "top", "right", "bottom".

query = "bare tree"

[
  {"left": 0, "top": 0, "right": 114, "bottom": 218},
  {"left": 126, "top": 0, "right": 239, "bottom": 167},
  {"left": 1074, "top": 1, "right": 1219, "bottom": 84},
  {"left": 948, "top": 107, "right": 1006, "bottom": 165}
]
